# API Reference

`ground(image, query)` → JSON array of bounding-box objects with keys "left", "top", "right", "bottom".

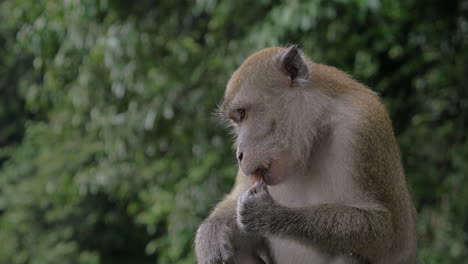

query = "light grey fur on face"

[{"left": 231, "top": 69, "right": 333, "bottom": 174}]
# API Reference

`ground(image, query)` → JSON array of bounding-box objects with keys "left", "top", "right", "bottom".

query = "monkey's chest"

[
  {"left": 267, "top": 237, "right": 353, "bottom": 264},
  {"left": 268, "top": 177, "right": 336, "bottom": 207},
  {"left": 267, "top": 236, "right": 329, "bottom": 264}
]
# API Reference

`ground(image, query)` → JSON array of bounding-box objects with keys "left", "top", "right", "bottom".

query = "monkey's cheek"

[
  {"left": 264, "top": 152, "right": 291, "bottom": 185},
  {"left": 263, "top": 161, "right": 288, "bottom": 185}
]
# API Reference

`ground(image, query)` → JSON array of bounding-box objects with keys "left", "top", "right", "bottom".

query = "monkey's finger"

[
  {"left": 238, "top": 190, "right": 249, "bottom": 206},
  {"left": 252, "top": 181, "right": 264, "bottom": 194},
  {"left": 260, "top": 180, "right": 269, "bottom": 192},
  {"left": 221, "top": 258, "right": 234, "bottom": 264}
]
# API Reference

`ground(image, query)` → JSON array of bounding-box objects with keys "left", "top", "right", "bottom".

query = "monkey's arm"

[
  {"left": 195, "top": 171, "right": 249, "bottom": 263},
  {"left": 238, "top": 183, "right": 394, "bottom": 261},
  {"left": 275, "top": 204, "right": 392, "bottom": 259}
]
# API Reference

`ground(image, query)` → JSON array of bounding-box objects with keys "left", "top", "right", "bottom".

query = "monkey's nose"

[{"left": 237, "top": 152, "right": 243, "bottom": 163}]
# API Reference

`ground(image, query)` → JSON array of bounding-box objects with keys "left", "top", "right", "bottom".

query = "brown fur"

[{"left": 195, "top": 46, "right": 417, "bottom": 264}]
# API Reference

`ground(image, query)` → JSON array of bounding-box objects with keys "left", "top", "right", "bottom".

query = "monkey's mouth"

[
  {"left": 249, "top": 162, "right": 271, "bottom": 185},
  {"left": 251, "top": 157, "right": 288, "bottom": 186}
]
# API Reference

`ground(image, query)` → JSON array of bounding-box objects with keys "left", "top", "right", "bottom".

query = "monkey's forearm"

[
  {"left": 270, "top": 204, "right": 393, "bottom": 259},
  {"left": 195, "top": 190, "right": 241, "bottom": 263}
]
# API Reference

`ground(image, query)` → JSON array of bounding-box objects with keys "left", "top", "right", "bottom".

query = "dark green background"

[{"left": 0, "top": 0, "right": 466, "bottom": 263}]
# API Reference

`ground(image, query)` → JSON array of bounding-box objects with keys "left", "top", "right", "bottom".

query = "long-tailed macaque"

[{"left": 195, "top": 46, "right": 417, "bottom": 264}]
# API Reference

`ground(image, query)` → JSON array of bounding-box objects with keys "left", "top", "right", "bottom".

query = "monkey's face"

[
  {"left": 222, "top": 86, "right": 291, "bottom": 186},
  {"left": 219, "top": 47, "right": 317, "bottom": 185},
  {"left": 229, "top": 90, "right": 290, "bottom": 185}
]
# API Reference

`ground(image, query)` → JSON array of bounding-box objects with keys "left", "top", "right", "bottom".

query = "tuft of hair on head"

[{"left": 279, "top": 45, "right": 309, "bottom": 87}]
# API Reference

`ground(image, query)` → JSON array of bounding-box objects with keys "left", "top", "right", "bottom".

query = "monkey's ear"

[{"left": 280, "top": 46, "right": 309, "bottom": 85}]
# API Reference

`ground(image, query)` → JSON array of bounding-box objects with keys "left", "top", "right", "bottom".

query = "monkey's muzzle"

[{"left": 249, "top": 162, "right": 270, "bottom": 188}]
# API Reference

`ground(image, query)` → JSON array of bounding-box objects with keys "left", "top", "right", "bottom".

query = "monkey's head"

[{"left": 219, "top": 46, "right": 330, "bottom": 185}]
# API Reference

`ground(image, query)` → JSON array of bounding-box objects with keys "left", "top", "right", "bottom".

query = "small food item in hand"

[
  {"left": 249, "top": 162, "right": 270, "bottom": 192},
  {"left": 249, "top": 174, "right": 263, "bottom": 194},
  {"left": 250, "top": 173, "right": 263, "bottom": 186}
]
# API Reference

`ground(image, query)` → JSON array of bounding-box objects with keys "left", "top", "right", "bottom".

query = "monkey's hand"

[
  {"left": 195, "top": 216, "right": 236, "bottom": 264},
  {"left": 237, "top": 181, "right": 282, "bottom": 234}
]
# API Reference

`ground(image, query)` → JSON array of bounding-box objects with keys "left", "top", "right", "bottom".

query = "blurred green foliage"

[{"left": 0, "top": 0, "right": 466, "bottom": 263}]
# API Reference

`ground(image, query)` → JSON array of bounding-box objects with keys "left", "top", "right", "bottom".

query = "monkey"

[{"left": 195, "top": 46, "right": 417, "bottom": 264}]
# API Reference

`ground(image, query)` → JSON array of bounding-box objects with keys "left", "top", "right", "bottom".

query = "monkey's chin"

[
  {"left": 263, "top": 171, "right": 284, "bottom": 185},
  {"left": 263, "top": 160, "right": 287, "bottom": 186}
]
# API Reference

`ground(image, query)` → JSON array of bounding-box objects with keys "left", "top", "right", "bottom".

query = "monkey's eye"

[
  {"left": 237, "top": 108, "right": 246, "bottom": 122},
  {"left": 230, "top": 108, "right": 246, "bottom": 123}
]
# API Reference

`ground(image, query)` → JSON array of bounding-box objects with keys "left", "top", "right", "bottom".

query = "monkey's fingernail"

[{"left": 262, "top": 162, "right": 270, "bottom": 169}]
